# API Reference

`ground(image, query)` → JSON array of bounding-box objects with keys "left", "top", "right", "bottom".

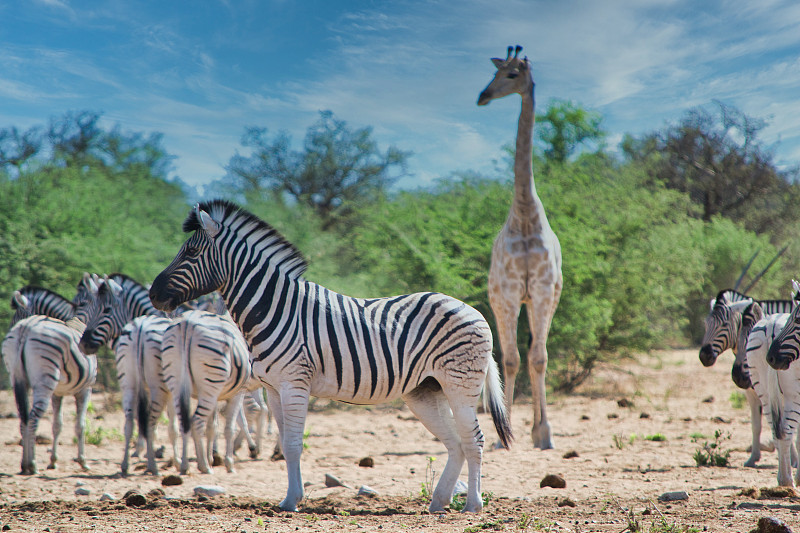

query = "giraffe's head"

[{"left": 478, "top": 45, "right": 533, "bottom": 106}]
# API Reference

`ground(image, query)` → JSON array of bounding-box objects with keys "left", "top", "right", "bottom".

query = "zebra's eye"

[
  {"left": 103, "top": 306, "right": 112, "bottom": 314},
  {"left": 507, "top": 71, "right": 519, "bottom": 79}
]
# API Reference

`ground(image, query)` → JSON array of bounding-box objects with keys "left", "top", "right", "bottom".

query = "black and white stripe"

[
  {"left": 78, "top": 274, "right": 179, "bottom": 475},
  {"left": 161, "top": 309, "right": 252, "bottom": 474},
  {"left": 743, "top": 300, "right": 800, "bottom": 487},
  {"left": 2, "top": 285, "right": 97, "bottom": 475},
  {"left": 149, "top": 199, "right": 512, "bottom": 513}
]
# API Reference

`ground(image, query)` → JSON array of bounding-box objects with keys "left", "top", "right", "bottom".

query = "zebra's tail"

[
  {"left": 484, "top": 355, "right": 513, "bottom": 449},
  {"left": 136, "top": 382, "right": 150, "bottom": 442},
  {"left": 767, "top": 366, "right": 785, "bottom": 440},
  {"left": 177, "top": 341, "right": 193, "bottom": 436},
  {"left": 13, "top": 378, "right": 29, "bottom": 427}
]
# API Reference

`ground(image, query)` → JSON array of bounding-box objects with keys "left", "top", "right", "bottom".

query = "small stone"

[
  {"left": 558, "top": 498, "right": 576, "bottom": 508},
  {"left": 99, "top": 493, "right": 115, "bottom": 502},
  {"left": 211, "top": 452, "right": 224, "bottom": 467},
  {"left": 193, "top": 485, "right": 226, "bottom": 498},
  {"left": 2, "top": 525, "right": 10, "bottom": 531},
  {"left": 155, "top": 446, "right": 165, "bottom": 459},
  {"left": 162, "top": 474, "right": 183, "bottom": 486},
  {"left": 540, "top": 474, "right": 566, "bottom": 489},
  {"left": 580, "top": 415, "right": 590, "bottom": 420},
  {"left": 75, "top": 487, "right": 91, "bottom": 496},
  {"left": 711, "top": 416, "right": 730, "bottom": 424},
  {"left": 752, "top": 516, "right": 794, "bottom": 533},
  {"left": 324, "top": 474, "right": 346, "bottom": 488},
  {"left": 124, "top": 490, "right": 147, "bottom": 507},
  {"left": 658, "top": 490, "right": 689, "bottom": 502},
  {"left": 147, "top": 488, "right": 165, "bottom": 500},
  {"left": 562, "top": 450, "right": 579, "bottom": 459},
  {"left": 134, "top": 464, "right": 147, "bottom": 471},
  {"left": 452, "top": 479, "right": 468, "bottom": 496},
  {"left": 607, "top": 413, "right": 618, "bottom": 419},
  {"left": 702, "top": 396, "right": 714, "bottom": 403},
  {"left": 357, "top": 485, "right": 378, "bottom": 498},
  {"left": 639, "top": 412, "right": 650, "bottom": 419},
  {"left": 617, "top": 398, "right": 633, "bottom": 408},
  {"left": 358, "top": 456, "right": 375, "bottom": 467}
]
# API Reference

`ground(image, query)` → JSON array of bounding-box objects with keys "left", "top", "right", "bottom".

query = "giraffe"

[{"left": 478, "top": 45, "right": 563, "bottom": 449}]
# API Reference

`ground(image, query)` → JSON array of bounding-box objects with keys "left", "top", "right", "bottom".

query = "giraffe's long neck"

[{"left": 509, "top": 87, "right": 544, "bottom": 233}]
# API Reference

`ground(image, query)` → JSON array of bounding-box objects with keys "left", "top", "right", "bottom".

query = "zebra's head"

[
  {"left": 79, "top": 276, "right": 125, "bottom": 354},
  {"left": 766, "top": 279, "right": 800, "bottom": 371},
  {"left": 149, "top": 203, "right": 226, "bottom": 313},
  {"left": 72, "top": 272, "right": 100, "bottom": 324},
  {"left": 732, "top": 302, "right": 763, "bottom": 389},
  {"left": 699, "top": 292, "right": 752, "bottom": 367}
]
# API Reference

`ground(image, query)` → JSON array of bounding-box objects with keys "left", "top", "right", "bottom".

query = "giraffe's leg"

[
  {"left": 488, "top": 281, "right": 522, "bottom": 447},
  {"left": 403, "top": 386, "right": 464, "bottom": 513},
  {"left": 525, "top": 281, "right": 559, "bottom": 450}
]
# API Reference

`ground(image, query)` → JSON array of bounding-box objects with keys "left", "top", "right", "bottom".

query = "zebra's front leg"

[
  {"left": 744, "top": 387, "right": 766, "bottom": 467},
  {"left": 49, "top": 395, "right": 64, "bottom": 470},
  {"left": 269, "top": 384, "right": 309, "bottom": 512},
  {"left": 73, "top": 388, "right": 92, "bottom": 471},
  {"left": 776, "top": 436, "right": 795, "bottom": 487}
]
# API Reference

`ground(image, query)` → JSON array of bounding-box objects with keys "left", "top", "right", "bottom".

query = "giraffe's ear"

[{"left": 491, "top": 58, "right": 504, "bottom": 69}]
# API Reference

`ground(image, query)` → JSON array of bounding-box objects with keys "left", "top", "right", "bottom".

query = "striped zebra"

[
  {"left": 149, "top": 200, "right": 513, "bottom": 513},
  {"left": 743, "top": 298, "right": 800, "bottom": 486},
  {"left": 77, "top": 274, "right": 179, "bottom": 475},
  {"left": 700, "top": 289, "right": 797, "bottom": 467},
  {"left": 2, "top": 285, "right": 98, "bottom": 475},
  {"left": 161, "top": 309, "right": 252, "bottom": 474}
]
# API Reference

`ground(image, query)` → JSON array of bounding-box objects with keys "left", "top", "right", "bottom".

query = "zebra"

[
  {"left": 744, "top": 298, "right": 800, "bottom": 486},
  {"left": 161, "top": 309, "right": 253, "bottom": 474},
  {"left": 2, "top": 285, "right": 98, "bottom": 475},
  {"left": 699, "top": 289, "right": 797, "bottom": 466},
  {"left": 149, "top": 199, "right": 513, "bottom": 513},
  {"left": 77, "top": 274, "right": 180, "bottom": 475}
]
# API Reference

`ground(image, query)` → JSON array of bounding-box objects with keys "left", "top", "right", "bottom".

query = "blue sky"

[{"left": 2, "top": 0, "right": 799, "bottom": 193}]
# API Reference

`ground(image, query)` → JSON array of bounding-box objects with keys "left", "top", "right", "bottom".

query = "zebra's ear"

[
  {"left": 197, "top": 207, "right": 221, "bottom": 238},
  {"left": 102, "top": 276, "right": 123, "bottom": 297},
  {"left": 792, "top": 279, "right": 800, "bottom": 299},
  {"left": 709, "top": 297, "right": 717, "bottom": 312},
  {"left": 12, "top": 291, "right": 28, "bottom": 310},
  {"left": 82, "top": 272, "right": 99, "bottom": 294}
]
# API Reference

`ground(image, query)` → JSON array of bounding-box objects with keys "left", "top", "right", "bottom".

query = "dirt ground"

[{"left": 0, "top": 348, "right": 798, "bottom": 533}]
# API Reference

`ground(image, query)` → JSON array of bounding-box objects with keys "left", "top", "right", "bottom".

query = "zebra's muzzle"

[
  {"left": 698, "top": 344, "right": 717, "bottom": 367},
  {"left": 731, "top": 362, "right": 752, "bottom": 389},
  {"left": 766, "top": 343, "right": 793, "bottom": 371}
]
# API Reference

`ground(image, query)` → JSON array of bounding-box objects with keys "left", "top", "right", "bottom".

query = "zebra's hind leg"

[
  {"left": 48, "top": 395, "right": 64, "bottom": 470},
  {"left": 744, "top": 387, "right": 766, "bottom": 467},
  {"left": 73, "top": 388, "right": 92, "bottom": 471},
  {"left": 221, "top": 394, "right": 244, "bottom": 472},
  {"left": 192, "top": 398, "right": 217, "bottom": 474},
  {"left": 449, "top": 403, "right": 485, "bottom": 513},
  {"left": 403, "top": 384, "right": 465, "bottom": 513}
]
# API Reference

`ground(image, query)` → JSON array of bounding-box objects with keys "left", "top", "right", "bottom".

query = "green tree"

[
  {"left": 536, "top": 99, "right": 605, "bottom": 164},
  {"left": 622, "top": 101, "right": 800, "bottom": 239},
  {"left": 223, "top": 111, "right": 409, "bottom": 227}
]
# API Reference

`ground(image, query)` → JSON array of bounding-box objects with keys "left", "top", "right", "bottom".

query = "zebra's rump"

[{"left": 3, "top": 315, "right": 97, "bottom": 394}]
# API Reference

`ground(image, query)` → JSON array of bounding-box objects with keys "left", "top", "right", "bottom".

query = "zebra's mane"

[
  {"left": 13, "top": 286, "right": 71, "bottom": 309},
  {"left": 716, "top": 289, "right": 748, "bottom": 305},
  {"left": 184, "top": 199, "right": 308, "bottom": 279}
]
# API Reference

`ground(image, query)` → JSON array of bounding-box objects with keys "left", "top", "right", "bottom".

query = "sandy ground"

[{"left": 0, "top": 348, "right": 798, "bottom": 533}]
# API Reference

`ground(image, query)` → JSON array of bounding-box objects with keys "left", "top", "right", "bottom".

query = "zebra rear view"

[
  {"left": 149, "top": 199, "right": 512, "bottom": 513},
  {"left": 2, "top": 285, "right": 98, "bottom": 475}
]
